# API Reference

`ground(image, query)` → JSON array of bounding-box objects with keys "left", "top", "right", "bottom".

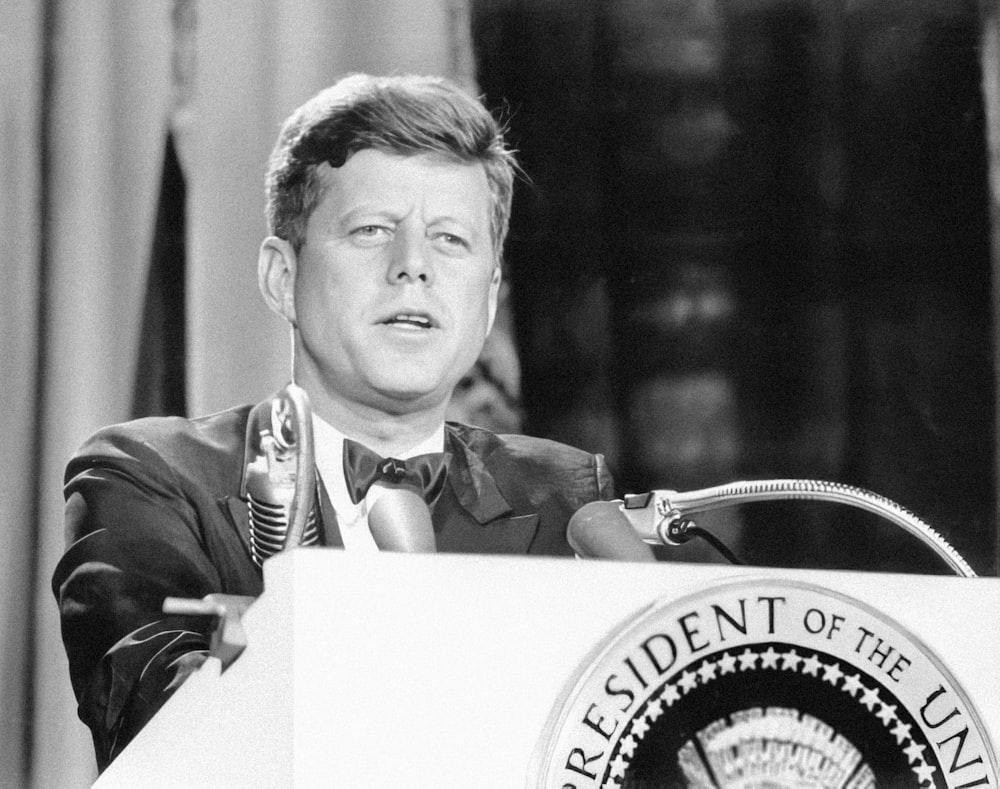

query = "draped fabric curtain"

[{"left": 1, "top": 2, "right": 475, "bottom": 785}]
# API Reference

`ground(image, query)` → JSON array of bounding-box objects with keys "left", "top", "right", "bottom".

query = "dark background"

[{"left": 471, "top": 0, "right": 997, "bottom": 575}]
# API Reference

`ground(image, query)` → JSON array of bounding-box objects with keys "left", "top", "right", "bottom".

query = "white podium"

[{"left": 95, "top": 550, "right": 1000, "bottom": 788}]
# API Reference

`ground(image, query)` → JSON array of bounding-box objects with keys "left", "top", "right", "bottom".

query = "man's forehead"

[
  {"left": 322, "top": 148, "right": 488, "bottom": 181},
  {"left": 318, "top": 150, "right": 491, "bottom": 216}
]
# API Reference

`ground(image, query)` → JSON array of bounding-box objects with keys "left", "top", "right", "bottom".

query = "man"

[{"left": 52, "top": 73, "right": 615, "bottom": 771}]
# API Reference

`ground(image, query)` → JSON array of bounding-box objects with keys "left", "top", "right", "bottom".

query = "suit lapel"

[
  {"left": 220, "top": 494, "right": 253, "bottom": 559},
  {"left": 435, "top": 427, "right": 539, "bottom": 554},
  {"left": 445, "top": 428, "right": 510, "bottom": 523},
  {"left": 315, "top": 473, "right": 343, "bottom": 548}
]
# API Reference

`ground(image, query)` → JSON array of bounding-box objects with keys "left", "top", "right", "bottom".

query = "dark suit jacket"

[{"left": 51, "top": 403, "right": 614, "bottom": 770}]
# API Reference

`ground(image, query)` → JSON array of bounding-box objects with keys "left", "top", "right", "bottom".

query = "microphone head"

[
  {"left": 241, "top": 385, "right": 319, "bottom": 566},
  {"left": 368, "top": 485, "right": 437, "bottom": 553},
  {"left": 567, "top": 500, "right": 657, "bottom": 562}
]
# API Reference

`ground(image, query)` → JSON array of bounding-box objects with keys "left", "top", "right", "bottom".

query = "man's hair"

[{"left": 265, "top": 73, "right": 517, "bottom": 260}]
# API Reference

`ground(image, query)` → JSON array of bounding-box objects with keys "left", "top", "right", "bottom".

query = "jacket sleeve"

[
  {"left": 52, "top": 430, "right": 226, "bottom": 771},
  {"left": 522, "top": 445, "right": 618, "bottom": 556}
]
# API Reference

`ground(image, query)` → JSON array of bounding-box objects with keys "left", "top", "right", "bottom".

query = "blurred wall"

[{"left": 473, "top": 0, "right": 997, "bottom": 574}]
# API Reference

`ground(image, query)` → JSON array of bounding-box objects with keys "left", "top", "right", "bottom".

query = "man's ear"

[
  {"left": 258, "top": 236, "right": 298, "bottom": 326},
  {"left": 485, "top": 263, "right": 502, "bottom": 337}
]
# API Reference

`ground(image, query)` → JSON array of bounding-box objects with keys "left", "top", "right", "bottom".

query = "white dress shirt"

[{"left": 311, "top": 415, "right": 445, "bottom": 550}]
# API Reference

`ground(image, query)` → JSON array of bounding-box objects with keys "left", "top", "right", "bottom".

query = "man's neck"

[{"left": 302, "top": 387, "right": 447, "bottom": 458}]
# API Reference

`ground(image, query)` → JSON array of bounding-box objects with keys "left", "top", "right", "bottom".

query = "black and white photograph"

[{"left": 2, "top": 1, "right": 999, "bottom": 786}]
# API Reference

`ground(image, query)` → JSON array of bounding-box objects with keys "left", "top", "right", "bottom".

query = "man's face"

[{"left": 291, "top": 148, "right": 500, "bottom": 415}]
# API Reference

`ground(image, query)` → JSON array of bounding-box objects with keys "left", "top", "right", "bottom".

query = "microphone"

[
  {"left": 567, "top": 500, "right": 657, "bottom": 562},
  {"left": 367, "top": 485, "right": 437, "bottom": 553},
  {"left": 240, "top": 384, "right": 319, "bottom": 567},
  {"left": 615, "top": 481, "right": 977, "bottom": 577}
]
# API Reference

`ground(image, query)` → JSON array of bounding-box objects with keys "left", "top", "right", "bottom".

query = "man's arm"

[{"left": 52, "top": 429, "right": 231, "bottom": 770}]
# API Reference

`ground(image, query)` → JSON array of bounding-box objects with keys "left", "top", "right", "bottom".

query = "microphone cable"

[{"left": 665, "top": 518, "right": 744, "bottom": 565}]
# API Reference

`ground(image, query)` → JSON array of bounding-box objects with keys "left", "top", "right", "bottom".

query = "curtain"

[
  {"left": 2, "top": 1, "right": 49, "bottom": 786},
  {"left": 2, "top": 2, "right": 476, "bottom": 786}
]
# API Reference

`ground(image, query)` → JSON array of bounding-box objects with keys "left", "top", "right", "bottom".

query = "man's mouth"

[{"left": 381, "top": 313, "right": 436, "bottom": 329}]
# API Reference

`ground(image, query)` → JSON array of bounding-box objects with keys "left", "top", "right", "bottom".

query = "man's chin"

[{"left": 366, "top": 380, "right": 450, "bottom": 413}]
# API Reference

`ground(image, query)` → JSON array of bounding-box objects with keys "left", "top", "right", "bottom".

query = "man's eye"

[
  {"left": 351, "top": 225, "right": 390, "bottom": 243},
  {"left": 435, "top": 233, "right": 469, "bottom": 250}
]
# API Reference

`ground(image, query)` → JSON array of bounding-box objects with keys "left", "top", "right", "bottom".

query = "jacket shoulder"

[
  {"left": 447, "top": 422, "right": 591, "bottom": 460},
  {"left": 67, "top": 406, "right": 253, "bottom": 495},
  {"left": 446, "top": 422, "right": 615, "bottom": 502}
]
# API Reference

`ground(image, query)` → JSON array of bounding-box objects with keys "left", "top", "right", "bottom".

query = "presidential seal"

[{"left": 531, "top": 579, "right": 996, "bottom": 788}]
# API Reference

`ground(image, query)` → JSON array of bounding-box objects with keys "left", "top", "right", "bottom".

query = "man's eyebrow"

[
  {"left": 336, "top": 205, "right": 403, "bottom": 223},
  {"left": 425, "top": 205, "right": 487, "bottom": 225},
  {"left": 426, "top": 212, "right": 474, "bottom": 225}
]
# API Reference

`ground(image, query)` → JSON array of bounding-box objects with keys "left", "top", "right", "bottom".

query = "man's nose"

[{"left": 386, "top": 229, "right": 432, "bottom": 284}]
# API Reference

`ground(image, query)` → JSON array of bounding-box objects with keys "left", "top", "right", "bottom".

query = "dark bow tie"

[{"left": 342, "top": 438, "right": 451, "bottom": 505}]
